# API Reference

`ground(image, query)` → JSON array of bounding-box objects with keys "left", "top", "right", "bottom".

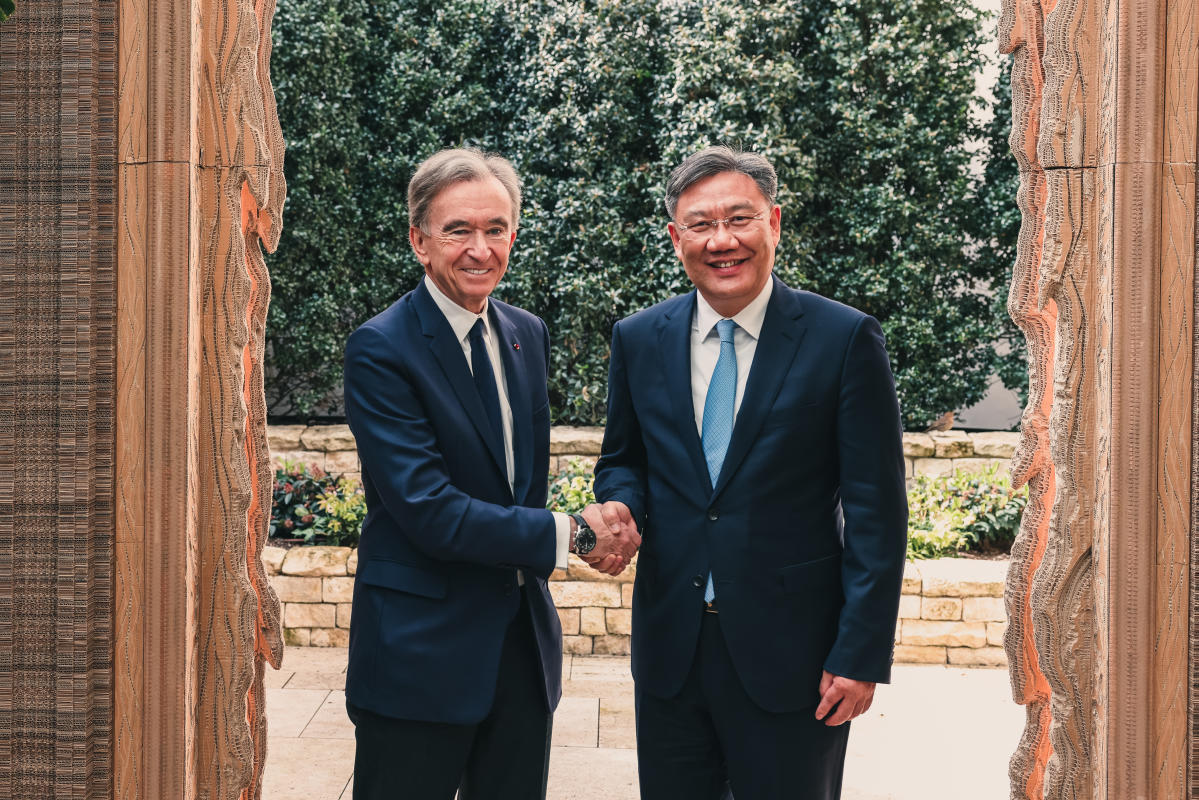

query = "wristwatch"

[{"left": 569, "top": 513, "right": 597, "bottom": 556}]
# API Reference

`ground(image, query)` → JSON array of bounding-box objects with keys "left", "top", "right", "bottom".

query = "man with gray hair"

[
  {"left": 593, "top": 145, "right": 908, "bottom": 799},
  {"left": 342, "top": 147, "right": 639, "bottom": 799}
]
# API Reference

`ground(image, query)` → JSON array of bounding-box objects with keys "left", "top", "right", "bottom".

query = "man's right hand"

[{"left": 579, "top": 501, "right": 640, "bottom": 575}]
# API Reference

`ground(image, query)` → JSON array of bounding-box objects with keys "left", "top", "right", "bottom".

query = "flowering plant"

[{"left": 270, "top": 459, "right": 365, "bottom": 546}]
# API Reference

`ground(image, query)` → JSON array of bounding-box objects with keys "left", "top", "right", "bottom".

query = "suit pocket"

[
  {"left": 358, "top": 559, "right": 448, "bottom": 599},
  {"left": 779, "top": 552, "right": 841, "bottom": 594}
]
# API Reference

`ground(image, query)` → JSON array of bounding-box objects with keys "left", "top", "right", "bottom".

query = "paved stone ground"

[{"left": 262, "top": 647, "right": 1022, "bottom": 800}]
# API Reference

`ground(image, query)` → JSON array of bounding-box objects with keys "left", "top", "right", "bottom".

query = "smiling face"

[
  {"left": 667, "top": 171, "right": 781, "bottom": 318},
  {"left": 409, "top": 176, "right": 517, "bottom": 314}
]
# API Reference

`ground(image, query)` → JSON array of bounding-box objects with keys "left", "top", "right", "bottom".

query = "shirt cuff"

[{"left": 552, "top": 512, "right": 572, "bottom": 571}]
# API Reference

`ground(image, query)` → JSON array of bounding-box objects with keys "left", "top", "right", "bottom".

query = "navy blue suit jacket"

[
  {"left": 343, "top": 280, "right": 562, "bottom": 725},
  {"left": 594, "top": 275, "right": 907, "bottom": 712}
]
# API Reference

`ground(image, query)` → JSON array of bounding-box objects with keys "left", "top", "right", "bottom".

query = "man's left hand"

[{"left": 814, "top": 670, "right": 875, "bottom": 726}]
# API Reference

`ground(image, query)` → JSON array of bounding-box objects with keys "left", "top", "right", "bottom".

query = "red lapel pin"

[{"left": 512, "top": 342, "right": 520, "bottom": 350}]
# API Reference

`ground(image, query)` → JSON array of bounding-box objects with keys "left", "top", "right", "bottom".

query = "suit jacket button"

[
  {"left": 692, "top": 575, "right": 704, "bottom": 588},
  {"left": 707, "top": 509, "right": 719, "bottom": 521}
]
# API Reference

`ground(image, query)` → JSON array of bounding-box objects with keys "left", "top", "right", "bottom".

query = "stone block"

[
  {"left": 284, "top": 627, "right": 310, "bottom": 647},
  {"left": 261, "top": 546, "right": 286, "bottom": 575},
  {"left": 323, "top": 577, "right": 355, "bottom": 604},
  {"left": 902, "top": 433, "right": 936, "bottom": 458},
  {"left": 951, "top": 458, "right": 1005, "bottom": 476},
  {"left": 898, "top": 595, "right": 921, "bottom": 619},
  {"left": 901, "top": 620, "right": 987, "bottom": 648},
  {"left": 268, "top": 424, "right": 308, "bottom": 452},
  {"left": 549, "top": 567, "right": 568, "bottom": 582},
  {"left": 969, "top": 431, "right": 1019, "bottom": 458},
  {"left": 894, "top": 645, "right": 947, "bottom": 664},
  {"left": 580, "top": 607, "right": 607, "bottom": 635},
  {"left": 592, "top": 635, "right": 631, "bottom": 655},
  {"left": 325, "top": 450, "right": 360, "bottom": 475},
  {"left": 270, "top": 576, "right": 323, "bottom": 603},
  {"left": 272, "top": 450, "right": 325, "bottom": 472},
  {"left": 986, "top": 621, "right": 1008, "bottom": 646},
  {"left": 285, "top": 602, "right": 336, "bottom": 629},
  {"left": 904, "top": 458, "right": 913, "bottom": 479},
  {"left": 930, "top": 431, "right": 973, "bottom": 458},
  {"left": 920, "top": 558, "right": 1006, "bottom": 597},
  {"left": 947, "top": 646, "right": 1007, "bottom": 667},
  {"left": 337, "top": 603, "right": 353, "bottom": 628},
  {"left": 282, "top": 546, "right": 352, "bottom": 576},
  {"left": 921, "top": 597, "right": 962, "bottom": 621},
  {"left": 549, "top": 582, "right": 623, "bottom": 608},
  {"left": 913, "top": 458, "right": 955, "bottom": 479},
  {"left": 567, "top": 555, "right": 636, "bottom": 583},
  {"left": 901, "top": 562, "right": 923, "bottom": 594},
  {"left": 347, "top": 549, "right": 358, "bottom": 575},
  {"left": 963, "top": 596, "right": 1007, "bottom": 622},
  {"left": 550, "top": 426, "right": 605, "bottom": 455},
  {"left": 558, "top": 608, "right": 580, "bottom": 635},
  {"left": 563, "top": 635, "right": 593, "bottom": 655},
  {"left": 605, "top": 608, "right": 632, "bottom": 635},
  {"left": 311, "top": 628, "right": 350, "bottom": 648},
  {"left": 301, "top": 424, "right": 357, "bottom": 452}
]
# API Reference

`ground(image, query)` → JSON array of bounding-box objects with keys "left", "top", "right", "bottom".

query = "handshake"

[{"left": 575, "top": 500, "right": 641, "bottom": 576}]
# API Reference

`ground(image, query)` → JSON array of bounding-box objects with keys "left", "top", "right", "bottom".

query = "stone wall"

[
  {"left": 263, "top": 544, "right": 1009, "bottom": 666},
  {"left": 267, "top": 424, "right": 1021, "bottom": 484},
  {"left": 266, "top": 424, "right": 1016, "bottom": 663}
]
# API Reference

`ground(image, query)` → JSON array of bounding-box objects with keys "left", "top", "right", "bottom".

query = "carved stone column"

[
  {"left": 1001, "top": 0, "right": 1195, "bottom": 798},
  {"left": 0, "top": 0, "right": 284, "bottom": 797}
]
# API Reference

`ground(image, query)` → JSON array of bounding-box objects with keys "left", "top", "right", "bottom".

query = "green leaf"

[{"left": 0, "top": 0, "right": 15, "bottom": 22}]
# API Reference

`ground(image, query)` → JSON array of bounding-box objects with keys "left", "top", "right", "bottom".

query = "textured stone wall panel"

[
  {"left": 0, "top": 1, "right": 118, "bottom": 797},
  {"left": 192, "top": 0, "right": 285, "bottom": 797},
  {"left": 998, "top": 1, "right": 1056, "bottom": 796},
  {"left": 1032, "top": 167, "right": 1097, "bottom": 800}
]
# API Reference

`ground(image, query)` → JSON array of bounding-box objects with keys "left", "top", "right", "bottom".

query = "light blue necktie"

[{"left": 701, "top": 319, "right": 737, "bottom": 603}]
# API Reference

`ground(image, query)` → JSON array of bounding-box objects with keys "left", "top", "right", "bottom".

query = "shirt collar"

[
  {"left": 424, "top": 275, "right": 492, "bottom": 344},
  {"left": 693, "top": 276, "right": 773, "bottom": 341}
]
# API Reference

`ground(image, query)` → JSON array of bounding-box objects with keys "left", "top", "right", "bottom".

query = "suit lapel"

[
  {"left": 657, "top": 292, "right": 712, "bottom": 495},
  {"left": 711, "top": 278, "right": 807, "bottom": 500},
  {"left": 493, "top": 305, "right": 533, "bottom": 504},
  {"left": 412, "top": 282, "right": 509, "bottom": 485}
]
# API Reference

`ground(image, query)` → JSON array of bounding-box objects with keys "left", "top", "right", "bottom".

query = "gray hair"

[
  {"left": 663, "top": 146, "right": 778, "bottom": 218},
  {"left": 407, "top": 147, "right": 522, "bottom": 232}
]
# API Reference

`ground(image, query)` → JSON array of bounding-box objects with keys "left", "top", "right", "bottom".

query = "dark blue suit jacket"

[
  {"left": 343, "top": 280, "right": 562, "bottom": 725},
  {"left": 594, "top": 275, "right": 907, "bottom": 712}
]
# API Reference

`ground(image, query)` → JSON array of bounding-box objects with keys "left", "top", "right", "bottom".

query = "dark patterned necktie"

[{"left": 469, "top": 318, "right": 504, "bottom": 449}]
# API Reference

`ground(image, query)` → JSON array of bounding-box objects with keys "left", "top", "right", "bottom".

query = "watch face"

[{"left": 576, "top": 527, "right": 597, "bottom": 556}]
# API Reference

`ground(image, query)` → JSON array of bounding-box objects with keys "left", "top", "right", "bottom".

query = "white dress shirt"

[
  {"left": 424, "top": 277, "right": 571, "bottom": 572},
  {"left": 691, "top": 278, "right": 774, "bottom": 435}
]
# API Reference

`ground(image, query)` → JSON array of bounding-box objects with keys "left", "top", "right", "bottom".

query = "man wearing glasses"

[{"left": 593, "top": 146, "right": 908, "bottom": 799}]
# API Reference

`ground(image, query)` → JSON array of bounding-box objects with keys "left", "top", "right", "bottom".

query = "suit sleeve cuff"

[{"left": 552, "top": 512, "right": 572, "bottom": 571}]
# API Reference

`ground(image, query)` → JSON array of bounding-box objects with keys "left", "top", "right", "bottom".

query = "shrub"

[
  {"left": 547, "top": 457, "right": 597, "bottom": 514},
  {"left": 269, "top": 0, "right": 1007, "bottom": 430},
  {"left": 270, "top": 459, "right": 366, "bottom": 546},
  {"left": 907, "top": 464, "right": 1027, "bottom": 559}
]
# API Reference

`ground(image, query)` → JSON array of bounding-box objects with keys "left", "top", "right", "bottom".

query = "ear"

[
  {"left": 409, "top": 226, "right": 431, "bottom": 266},
  {"left": 667, "top": 222, "right": 684, "bottom": 261},
  {"left": 769, "top": 205, "right": 781, "bottom": 246}
]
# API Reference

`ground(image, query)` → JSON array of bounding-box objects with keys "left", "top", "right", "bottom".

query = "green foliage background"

[{"left": 269, "top": 0, "right": 1021, "bottom": 430}]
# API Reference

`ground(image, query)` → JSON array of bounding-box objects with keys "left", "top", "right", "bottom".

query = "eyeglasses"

[{"left": 674, "top": 210, "right": 767, "bottom": 238}]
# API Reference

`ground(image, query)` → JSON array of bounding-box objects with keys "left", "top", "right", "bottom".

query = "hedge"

[{"left": 268, "top": 0, "right": 1018, "bottom": 430}]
